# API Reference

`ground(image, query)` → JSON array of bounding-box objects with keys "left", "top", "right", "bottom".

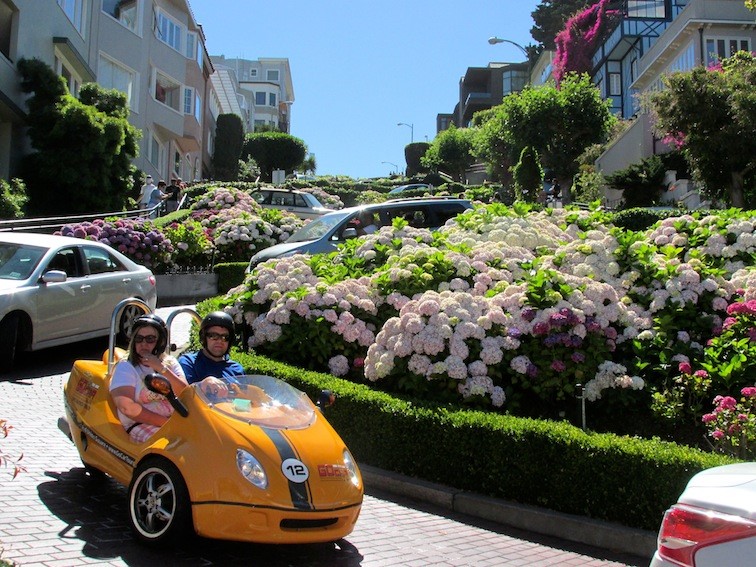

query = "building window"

[
  {"left": 194, "top": 92, "right": 202, "bottom": 123},
  {"left": 705, "top": 37, "right": 751, "bottom": 66},
  {"left": 609, "top": 72, "right": 621, "bottom": 96},
  {"left": 183, "top": 87, "right": 192, "bottom": 115},
  {"left": 174, "top": 151, "right": 181, "bottom": 177},
  {"left": 99, "top": 54, "right": 136, "bottom": 109},
  {"left": 627, "top": 0, "right": 665, "bottom": 18},
  {"left": 249, "top": 69, "right": 257, "bottom": 78},
  {"left": 266, "top": 69, "right": 279, "bottom": 81},
  {"left": 154, "top": 70, "right": 181, "bottom": 112},
  {"left": 0, "top": 0, "right": 16, "bottom": 61},
  {"left": 102, "top": 0, "right": 137, "bottom": 32},
  {"left": 268, "top": 92, "right": 276, "bottom": 107},
  {"left": 255, "top": 91, "right": 266, "bottom": 106},
  {"left": 57, "top": 0, "right": 84, "bottom": 34},
  {"left": 147, "top": 132, "right": 164, "bottom": 169},
  {"left": 156, "top": 11, "right": 182, "bottom": 51},
  {"left": 54, "top": 54, "right": 81, "bottom": 96}
]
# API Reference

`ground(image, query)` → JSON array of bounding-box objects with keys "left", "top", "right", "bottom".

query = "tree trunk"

[{"left": 729, "top": 171, "right": 746, "bottom": 209}]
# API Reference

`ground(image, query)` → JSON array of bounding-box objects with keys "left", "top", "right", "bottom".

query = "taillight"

[{"left": 658, "top": 504, "right": 756, "bottom": 566}]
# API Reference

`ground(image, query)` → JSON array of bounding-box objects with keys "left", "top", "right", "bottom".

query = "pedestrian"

[
  {"left": 164, "top": 178, "right": 181, "bottom": 213},
  {"left": 178, "top": 311, "right": 244, "bottom": 397},
  {"left": 148, "top": 180, "right": 168, "bottom": 218},
  {"left": 138, "top": 175, "right": 156, "bottom": 211}
]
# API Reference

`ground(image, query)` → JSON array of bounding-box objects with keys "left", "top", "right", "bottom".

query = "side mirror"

[
  {"left": 342, "top": 227, "right": 358, "bottom": 240},
  {"left": 144, "top": 373, "right": 188, "bottom": 417},
  {"left": 317, "top": 389, "right": 335, "bottom": 410}
]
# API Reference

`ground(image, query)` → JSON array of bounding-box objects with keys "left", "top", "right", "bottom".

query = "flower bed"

[{"left": 224, "top": 204, "right": 755, "bottom": 438}]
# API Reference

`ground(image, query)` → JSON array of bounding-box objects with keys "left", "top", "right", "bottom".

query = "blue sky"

[{"left": 190, "top": 0, "right": 542, "bottom": 179}]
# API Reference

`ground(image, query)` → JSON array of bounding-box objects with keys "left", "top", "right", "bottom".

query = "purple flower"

[
  {"left": 549, "top": 312, "right": 568, "bottom": 327},
  {"left": 550, "top": 360, "right": 566, "bottom": 372},
  {"left": 533, "top": 322, "right": 549, "bottom": 336},
  {"left": 521, "top": 308, "right": 537, "bottom": 322},
  {"left": 571, "top": 352, "right": 585, "bottom": 364}
]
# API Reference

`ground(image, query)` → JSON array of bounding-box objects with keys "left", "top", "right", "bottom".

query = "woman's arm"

[{"left": 111, "top": 385, "right": 169, "bottom": 427}]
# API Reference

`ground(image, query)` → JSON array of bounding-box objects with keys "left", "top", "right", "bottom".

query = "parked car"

[
  {"left": 247, "top": 197, "right": 473, "bottom": 271},
  {"left": 650, "top": 462, "right": 756, "bottom": 567},
  {"left": 250, "top": 188, "right": 331, "bottom": 219},
  {"left": 0, "top": 232, "right": 157, "bottom": 371},
  {"left": 388, "top": 183, "right": 433, "bottom": 195},
  {"left": 58, "top": 299, "right": 363, "bottom": 545}
]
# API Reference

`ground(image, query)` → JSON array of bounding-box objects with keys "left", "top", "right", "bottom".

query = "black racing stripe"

[
  {"left": 192, "top": 500, "right": 362, "bottom": 512},
  {"left": 262, "top": 428, "right": 313, "bottom": 510}
]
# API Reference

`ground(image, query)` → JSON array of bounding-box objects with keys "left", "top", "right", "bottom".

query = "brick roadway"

[{"left": 0, "top": 338, "right": 647, "bottom": 566}]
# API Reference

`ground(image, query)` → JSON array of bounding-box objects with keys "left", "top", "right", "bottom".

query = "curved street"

[{"left": 0, "top": 313, "right": 648, "bottom": 566}]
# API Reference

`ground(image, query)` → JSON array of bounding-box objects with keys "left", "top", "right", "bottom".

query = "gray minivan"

[{"left": 247, "top": 197, "right": 473, "bottom": 270}]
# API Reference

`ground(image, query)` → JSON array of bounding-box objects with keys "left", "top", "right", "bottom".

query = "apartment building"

[
  {"left": 0, "top": 0, "right": 214, "bottom": 183},
  {"left": 597, "top": 0, "right": 755, "bottom": 180},
  {"left": 210, "top": 55, "right": 294, "bottom": 134}
]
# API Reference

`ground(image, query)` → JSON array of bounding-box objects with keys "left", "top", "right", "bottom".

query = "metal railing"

[{"left": 0, "top": 194, "right": 187, "bottom": 234}]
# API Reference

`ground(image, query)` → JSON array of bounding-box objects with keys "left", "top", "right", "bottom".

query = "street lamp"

[
  {"left": 488, "top": 36, "right": 531, "bottom": 84},
  {"left": 381, "top": 161, "right": 399, "bottom": 174},
  {"left": 397, "top": 122, "right": 414, "bottom": 143}
]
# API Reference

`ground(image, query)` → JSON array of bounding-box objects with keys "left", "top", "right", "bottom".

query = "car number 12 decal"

[{"left": 282, "top": 458, "right": 310, "bottom": 483}]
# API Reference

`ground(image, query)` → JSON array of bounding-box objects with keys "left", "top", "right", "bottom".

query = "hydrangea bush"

[
  {"left": 225, "top": 205, "right": 754, "bottom": 424},
  {"left": 57, "top": 218, "right": 176, "bottom": 272}
]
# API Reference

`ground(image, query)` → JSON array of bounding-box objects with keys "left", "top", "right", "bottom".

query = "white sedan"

[
  {"left": 0, "top": 232, "right": 157, "bottom": 371},
  {"left": 651, "top": 462, "right": 756, "bottom": 567},
  {"left": 250, "top": 188, "right": 331, "bottom": 219}
]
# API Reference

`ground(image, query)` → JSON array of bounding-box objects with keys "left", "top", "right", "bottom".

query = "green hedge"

[
  {"left": 214, "top": 261, "right": 247, "bottom": 293},
  {"left": 229, "top": 349, "right": 733, "bottom": 532}
]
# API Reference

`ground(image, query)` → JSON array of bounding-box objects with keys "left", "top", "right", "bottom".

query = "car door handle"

[
  {"left": 80, "top": 284, "right": 92, "bottom": 292},
  {"left": 122, "top": 278, "right": 132, "bottom": 283}
]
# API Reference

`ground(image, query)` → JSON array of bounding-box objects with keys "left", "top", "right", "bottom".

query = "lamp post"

[
  {"left": 488, "top": 37, "right": 531, "bottom": 84},
  {"left": 381, "top": 161, "right": 399, "bottom": 175},
  {"left": 397, "top": 122, "right": 414, "bottom": 143}
]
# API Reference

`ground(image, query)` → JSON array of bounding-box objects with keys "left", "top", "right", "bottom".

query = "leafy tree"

[
  {"left": 404, "top": 142, "right": 431, "bottom": 177},
  {"left": 0, "top": 179, "right": 28, "bottom": 219},
  {"left": 552, "top": 0, "right": 621, "bottom": 85},
  {"left": 242, "top": 131, "right": 307, "bottom": 182},
  {"left": 299, "top": 153, "right": 317, "bottom": 174},
  {"left": 511, "top": 146, "right": 543, "bottom": 202},
  {"left": 649, "top": 51, "right": 756, "bottom": 208},
  {"left": 212, "top": 113, "right": 245, "bottom": 181},
  {"left": 530, "top": 0, "right": 590, "bottom": 50},
  {"left": 605, "top": 155, "right": 667, "bottom": 208},
  {"left": 474, "top": 73, "right": 616, "bottom": 203},
  {"left": 421, "top": 126, "right": 476, "bottom": 182},
  {"left": 17, "top": 58, "right": 139, "bottom": 215}
]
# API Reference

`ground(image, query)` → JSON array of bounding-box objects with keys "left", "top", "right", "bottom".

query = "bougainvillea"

[{"left": 553, "top": 0, "right": 620, "bottom": 85}]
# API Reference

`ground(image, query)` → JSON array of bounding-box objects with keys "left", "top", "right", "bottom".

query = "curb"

[{"left": 359, "top": 464, "right": 657, "bottom": 560}]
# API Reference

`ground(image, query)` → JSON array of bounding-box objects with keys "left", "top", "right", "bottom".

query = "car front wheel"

[
  {"left": 128, "top": 459, "right": 191, "bottom": 545},
  {"left": 0, "top": 314, "right": 20, "bottom": 373}
]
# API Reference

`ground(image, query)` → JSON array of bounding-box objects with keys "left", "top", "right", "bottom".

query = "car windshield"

[
  {"left": 196, "top": 374, "right": 316, "bottom": 430},
  {"left": 0, "top": 243, "right": 46, "bottom": 280},
  {"left": 287, "top": 211, "right": 351, "bottom": 242}
]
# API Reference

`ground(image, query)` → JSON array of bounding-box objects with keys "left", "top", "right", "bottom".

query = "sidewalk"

[{"left": 154, "top": 304, "right": 656, "bottom": 560}]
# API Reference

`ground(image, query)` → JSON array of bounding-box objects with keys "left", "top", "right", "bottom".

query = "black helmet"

[
  {"left": 129, "top": 314, "right": 168, "bottom": 360},
  {"left": 200, "top": 311, "right": 235, "bottom": 353}
]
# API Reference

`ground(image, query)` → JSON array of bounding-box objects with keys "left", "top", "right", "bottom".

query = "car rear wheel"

[
  {"left": 128, "top": 458, "right": 191, "bottom": 545},
  {"left": 0, "top": 314, "right": 20, "bottom": 372},
  {"left": 117, "top": 304, "right": 144, "bottom": 344}
]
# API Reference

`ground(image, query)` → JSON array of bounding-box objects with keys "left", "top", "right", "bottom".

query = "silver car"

[
  {"left": 0, "top": 232, "right": 157, "bottom": 371},
  {"left": 250, "top": 188, "right": 331, "bottom": 219},
  {"left": 248, "top": 197, "right": 473, "bottom": 270}
]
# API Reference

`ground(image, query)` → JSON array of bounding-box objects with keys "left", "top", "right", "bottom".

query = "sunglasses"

[
  {"left": 206, "top": 332, "right": 230, "bottom": 342},
  {"left": 133, "top": 334, "right": 158, "bottom": 344}
]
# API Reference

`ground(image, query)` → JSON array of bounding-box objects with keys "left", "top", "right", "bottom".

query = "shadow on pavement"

[
  {"left": 1, "top": 337, "right": 110, "bottom": 382},
  {"left": 37, "top": 468, "right": 365, "bottom": 566}
]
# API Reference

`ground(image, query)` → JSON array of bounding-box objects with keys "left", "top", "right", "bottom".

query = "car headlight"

[
  {"left": 342, "top": 449, "right": 360, "bottom": 488},
  {"left": 236, "top": 449, "right": 268, "bottom": 489}
]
